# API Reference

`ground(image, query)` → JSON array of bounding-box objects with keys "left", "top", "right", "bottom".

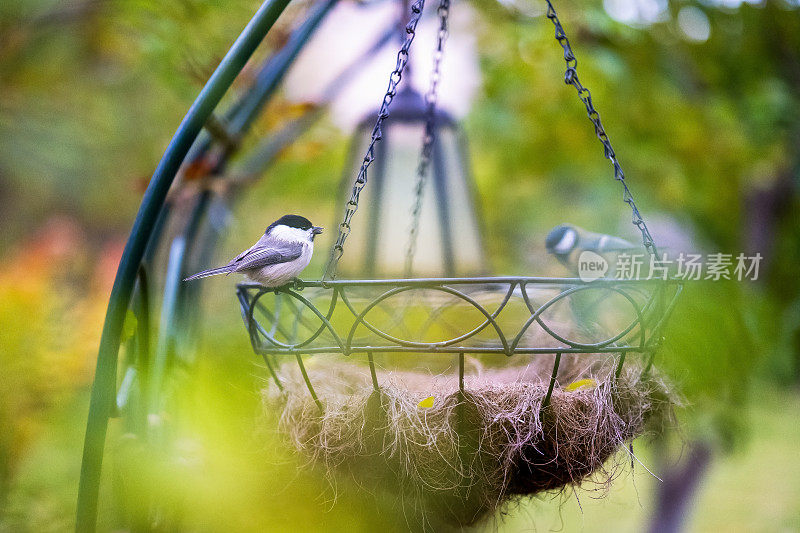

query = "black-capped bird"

[{"left": 184, "top": 214, "right": 323, "bottom": 287}]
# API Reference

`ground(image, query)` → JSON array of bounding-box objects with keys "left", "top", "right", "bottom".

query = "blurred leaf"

[{"left": 121, "top": 309, "right": 137, "bottom": 343}]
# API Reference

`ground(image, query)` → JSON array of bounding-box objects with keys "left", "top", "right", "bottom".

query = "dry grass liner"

[{"left": 264, "top": 355, "right": 675, "bottom": 527}]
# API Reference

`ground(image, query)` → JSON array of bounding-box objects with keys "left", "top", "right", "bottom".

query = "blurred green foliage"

[{"left": 467, "top": 0, "right": 799, "bottom": 261}]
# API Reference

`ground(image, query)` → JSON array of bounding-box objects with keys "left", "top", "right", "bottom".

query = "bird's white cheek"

[
  {"left": 301, "top": 242, "right": 313, "bottom": 266},
  {"left": 270, "top": 225, "right": 311, "bottom": 242}
]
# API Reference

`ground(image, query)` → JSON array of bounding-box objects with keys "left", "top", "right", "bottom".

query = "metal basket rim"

[{"left": 237, "top": 276, "right": 684, "bottom": 289}]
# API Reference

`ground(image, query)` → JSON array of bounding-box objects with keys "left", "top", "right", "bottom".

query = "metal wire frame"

[
  {"left": 237, "top": 277, "right": 682, "bottom": 406},
  {"left": 237, "top": 277, "right": 682, "bottom": 366},
  {"left": 239, "top": 277, "right": 681, "bottom": 353}
]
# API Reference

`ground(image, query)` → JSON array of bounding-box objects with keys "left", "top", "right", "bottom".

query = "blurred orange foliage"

[{"left": 0, "top": 216, "right": 120, "bottom": 492}]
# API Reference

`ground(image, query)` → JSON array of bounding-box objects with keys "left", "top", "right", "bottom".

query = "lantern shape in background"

[{"left": 334, "top": 87, "right": 486, "bottom": 278}]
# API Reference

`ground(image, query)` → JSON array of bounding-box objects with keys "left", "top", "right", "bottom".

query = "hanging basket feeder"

[
  {"left": 232, "top": 0, "right": 682, "bottom": 525},
  {"left": 239, "top": 278, "right": 680, "bottom": 525}
]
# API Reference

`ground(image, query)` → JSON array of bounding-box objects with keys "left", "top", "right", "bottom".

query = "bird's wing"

[
  {"left": 231, "top": 237, "right": 303, "bottom": 271},
  {"left": 232, "top": 234, "right": 268, "bottom": 262}
]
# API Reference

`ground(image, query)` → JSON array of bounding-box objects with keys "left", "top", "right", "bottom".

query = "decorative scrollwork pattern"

[{"left": 236, "top": 277, "right": 682, "bottom": 357}]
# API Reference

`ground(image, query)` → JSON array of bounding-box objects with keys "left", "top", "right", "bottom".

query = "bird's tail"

[{"left": 183, "top": 265, "right": 233, "bottom": 281}]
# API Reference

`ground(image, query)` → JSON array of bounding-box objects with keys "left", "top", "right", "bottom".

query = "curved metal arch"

[
  {"left": 510, "top": 284, "right": 646, "bottom": 352},
  {"left": 415, "top": 286, "right": 508, "bottom": 341},
  {"left": 248, "top": 286, "right": 345, "bottom": 352},
  {"left": 76, "top": 1, "right": 319, "bottom": 529},
  {"left": 344, "top": 284, "right": 513, "bottom": 353},
  {"left": 343, "top": 282, "right": 517, "bottom": 348},
  {"left": 525, "top": 283, "right": 645, "bottom": 349},
  {"left": 518, "top": 280, "right": 650, "bottom": 347}
]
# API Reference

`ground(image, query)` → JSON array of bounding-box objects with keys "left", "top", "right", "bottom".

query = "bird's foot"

[{"left": 271, "top": 278, "right": 304, "bottom": 293}]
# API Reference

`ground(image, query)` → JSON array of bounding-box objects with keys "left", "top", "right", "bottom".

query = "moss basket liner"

[{"left": 264, "top": 356, "right": 674, "bottom": 526}]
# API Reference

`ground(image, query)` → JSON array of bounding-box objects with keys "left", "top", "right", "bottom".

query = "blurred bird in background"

[
  {"left": 546, "top": 223, "right": 640, "bottom": 277},
  {"left": 545, "top": 223, "right": 644, "bottom": 342}
]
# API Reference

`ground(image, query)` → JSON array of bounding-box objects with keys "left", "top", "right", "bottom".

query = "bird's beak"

[{"left": 312, "top": 226, "right": 324, "bottom": 235}]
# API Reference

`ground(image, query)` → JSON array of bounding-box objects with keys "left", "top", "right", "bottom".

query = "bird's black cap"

[
  {"left": 545, "top": 224, "right": 574, "bottom": 253},
  {"left": 268, "top": 214, "right": 314, "bottom": 232}
]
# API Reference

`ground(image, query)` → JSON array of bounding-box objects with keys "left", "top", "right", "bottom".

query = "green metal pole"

[{"left": 75, "top": 1, "right": 292, "bottom": 530}]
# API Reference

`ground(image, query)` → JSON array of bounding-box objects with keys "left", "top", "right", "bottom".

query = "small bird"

[
  {"left": 545, "top": 224, "right": 640, "bottom": 337},
  {"left": 184, "top": 214, "right": 323, "bottom": 287},
  {"left": 545, "top": 223, "right": 638, "bottom": 269}
]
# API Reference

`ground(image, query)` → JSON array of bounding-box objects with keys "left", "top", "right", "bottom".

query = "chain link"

[
  {"left": 403, "top": 0, "right": 450, "bottom": 277},
  {"left": 324, "top": 0, "right": 658, "bottom": 281},
  {"left": 544, "top": 0, "right": 659, "bottom": 258},
  {"left": 323, "top": 0, "right": 427, "bottom": 281}
]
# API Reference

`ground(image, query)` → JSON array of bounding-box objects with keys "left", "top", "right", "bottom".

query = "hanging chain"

[
  {"left": 323, "top": 0, "right": 427, "bottom": 281},
  {"left": 544, "top": 0, "right": 658, "bottom": 258},
  {"left": 403, "top": 0, "right": 451, "bottom": 278}
]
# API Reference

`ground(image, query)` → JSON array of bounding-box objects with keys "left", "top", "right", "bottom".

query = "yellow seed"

[
  {"left": 417, "top": 396, "right": 435, "bottom": 409},
  {"left": 565, "top": 378, "right": 598, "bottom": 392}
]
